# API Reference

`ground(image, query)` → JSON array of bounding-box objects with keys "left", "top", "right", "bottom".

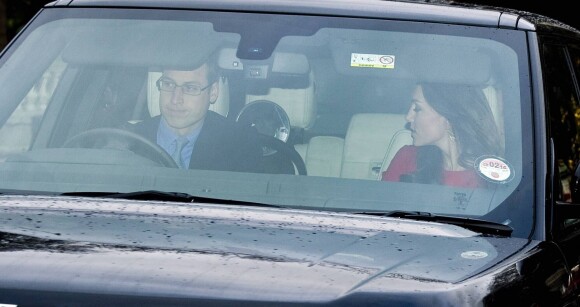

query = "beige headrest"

[
  {"left": 245, "top": 71, "right": 316, "bottom": 129},
  {"left": 147, "top": 71, "right": 229, "bottom": 117}
]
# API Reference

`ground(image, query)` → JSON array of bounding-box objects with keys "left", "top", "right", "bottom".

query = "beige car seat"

[{"left": 342, "top": 113, "right": 412, "bottom": 180}]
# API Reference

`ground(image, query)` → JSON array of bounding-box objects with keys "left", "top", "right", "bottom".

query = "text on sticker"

[{"left": 351, "top": 53, "right": 395, "bottom": 69}]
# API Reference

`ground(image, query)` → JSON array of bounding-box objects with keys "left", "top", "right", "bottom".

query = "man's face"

[{"left": 159, "top": 64, "right": 218, "bottom": 136}]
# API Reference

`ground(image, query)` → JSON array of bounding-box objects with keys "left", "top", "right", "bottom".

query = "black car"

[{"left": 0, "top": 0, "right": 579, "bottom": 306}]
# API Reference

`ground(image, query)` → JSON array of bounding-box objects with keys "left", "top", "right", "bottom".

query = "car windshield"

[{"left": 0, "top": 8, "right": 532, "bottom": 238}]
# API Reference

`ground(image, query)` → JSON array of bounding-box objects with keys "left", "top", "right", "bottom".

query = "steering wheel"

[
  {"left": 258, "top": 134, "right": 307, "bottom": 175},
  {"left": 237, "top": 100, "right": 291, "bottom": 156},
  {"left": 237, "top": 100, "right": 306, "bottom": 175},
  {"left": 63, "top": 128, "right": 178, "bottom": 168}
]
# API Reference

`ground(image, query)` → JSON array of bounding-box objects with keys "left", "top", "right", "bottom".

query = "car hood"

[{"left": 0, "top": 195, "right": 529, "bottom": 305}]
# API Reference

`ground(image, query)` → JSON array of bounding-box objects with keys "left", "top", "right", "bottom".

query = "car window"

[
  {"left": 0, "top": 8, "right": 532, "bottom": 237},
  {"left": 0, "top": 56, "right": 66, "bottom": 158},
  {"left": 543, "top": 42, "right": 580, "bottom": 235},
  {"left": 543, "top": 43, "right": 580, "bottom": 203}
]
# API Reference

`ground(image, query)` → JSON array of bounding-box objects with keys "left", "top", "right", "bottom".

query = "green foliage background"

[{"left": 1, "top": 0, "right": 46, "bottom": 49}]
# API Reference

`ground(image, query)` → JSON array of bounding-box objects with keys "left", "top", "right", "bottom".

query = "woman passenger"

[{"left": 381, "top": 82, "right": 502, "bottom": 187}]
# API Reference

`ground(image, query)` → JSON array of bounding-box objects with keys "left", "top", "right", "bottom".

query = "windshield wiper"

[
  {"left": 356, "top": 210, "right": 513, "bottom": 237},
  {"left": 60, "top": 190, "right": 282, "bottom": 208}
]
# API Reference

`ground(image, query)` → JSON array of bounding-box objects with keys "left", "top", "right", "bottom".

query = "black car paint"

[
  {"left": 0, "top": 0, "right": 579, "bottom": 306},
  {"left": 0, "top": 196, "right": 569, "bottom": 306}
]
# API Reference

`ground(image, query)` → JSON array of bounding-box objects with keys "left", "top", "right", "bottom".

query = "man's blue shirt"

[{"left": 156, "top": 118, "right": 202, "bottom": 168}]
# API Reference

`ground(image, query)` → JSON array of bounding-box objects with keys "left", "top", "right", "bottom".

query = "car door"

[{"left": 541, "top": 35, "right": 580, "bottom": 302}]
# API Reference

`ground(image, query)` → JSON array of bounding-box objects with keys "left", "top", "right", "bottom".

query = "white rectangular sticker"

[{"left": 351, "top": 53, "right": 395, "bottom": 69}]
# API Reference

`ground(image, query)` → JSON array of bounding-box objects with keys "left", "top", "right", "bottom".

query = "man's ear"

[{"left": 209, "top": 80, "right": 219, "bottom": 104}]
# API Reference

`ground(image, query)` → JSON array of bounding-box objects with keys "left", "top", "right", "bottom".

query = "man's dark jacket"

[{"left": 129, "top": 111, "right": 264, "bottom": 173}]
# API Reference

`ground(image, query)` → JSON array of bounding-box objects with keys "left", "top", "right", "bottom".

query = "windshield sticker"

[
  {"left": 461, "top": 251, "right": 488, "bottom": 260},
  {"left": 351, "top": 53, "right": 395, "bottom": 69},
  {"left": 475, "top": 156, "right": 514, "bottom": 184}
]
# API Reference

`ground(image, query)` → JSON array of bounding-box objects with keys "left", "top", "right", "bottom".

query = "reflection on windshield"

[{"left": 0, "top": 11, "right": 530, "bottom": 237}]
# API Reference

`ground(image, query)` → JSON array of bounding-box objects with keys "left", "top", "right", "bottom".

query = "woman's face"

[{"left": 405, "top": 85, "right": 449, "bottom": 147}]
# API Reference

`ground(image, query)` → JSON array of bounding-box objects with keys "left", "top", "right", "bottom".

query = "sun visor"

[
  {"left": 62, "top": 23, "right": 224, "bottom": 69},
  {"left": 331, "top": 40, "right": 492, "bottom": 85},
  {"left": 407, "top": 47, "right": 492, "bottom": 84},
  {"left": 218, "top": 48, "right": 310, "bottom": 78}
]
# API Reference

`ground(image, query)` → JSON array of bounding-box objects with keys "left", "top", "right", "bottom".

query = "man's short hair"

[{"left": 162, "top": 50, "right": 220, "bottom": 84}]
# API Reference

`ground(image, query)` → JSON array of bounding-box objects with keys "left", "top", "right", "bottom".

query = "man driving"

[{"left": 129, "top": 53, "right": 264, "bottom": 173}]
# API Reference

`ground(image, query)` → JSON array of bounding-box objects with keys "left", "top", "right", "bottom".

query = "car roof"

[
  {"left": 47, "top": 0, "right": 515, "bottom": 28},
  {"left": 47, "top": 0, "right": 580, "bottom": 34}
]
